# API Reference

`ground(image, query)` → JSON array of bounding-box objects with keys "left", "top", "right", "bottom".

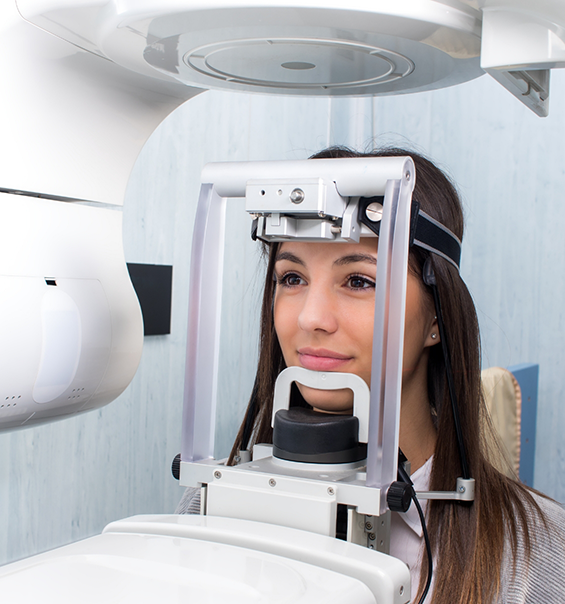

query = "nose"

[{"left": 297, "top": 284, "right": 338, "bottom": 334}]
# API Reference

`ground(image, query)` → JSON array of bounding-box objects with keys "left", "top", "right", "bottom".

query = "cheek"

[
  {"left": 342, "top": 302, "right": 375, "bottom": 385},
  {"left": 402, "top": 278, "right": 433, "bottom": 369}
]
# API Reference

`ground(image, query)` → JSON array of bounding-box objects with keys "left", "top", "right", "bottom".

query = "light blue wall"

[{"left": 2, "top": 70, "right": 565, "bottom": 566}]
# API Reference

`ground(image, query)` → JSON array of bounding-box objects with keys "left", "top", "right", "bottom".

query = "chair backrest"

[{"left": 481, "top": 366, "right": 522, "bottom": 477}]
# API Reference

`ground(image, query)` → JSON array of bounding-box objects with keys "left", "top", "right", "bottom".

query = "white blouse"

[{"left": 389, "top": 456, "right": 433, "bottom": 603}]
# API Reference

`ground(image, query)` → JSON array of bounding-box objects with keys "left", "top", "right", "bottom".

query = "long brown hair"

[{"left": 228, "top": 146, "right": 543, "bottom": 604}]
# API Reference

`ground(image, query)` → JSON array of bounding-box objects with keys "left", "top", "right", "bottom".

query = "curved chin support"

[{"left": 272, "top": 367, "right": 370, "bottom": 444}]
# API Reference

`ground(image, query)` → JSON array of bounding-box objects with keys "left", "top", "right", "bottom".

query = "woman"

[{"left": 179, "top": 147, "right": 565, "bottom": 603}]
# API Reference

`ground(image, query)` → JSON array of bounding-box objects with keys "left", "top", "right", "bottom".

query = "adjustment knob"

[
  {"left": 171, "top": 453, "right": 181, "bottom": 480},
  {"left": 387, "top": 481, "right": 413, "bottom": 513}
]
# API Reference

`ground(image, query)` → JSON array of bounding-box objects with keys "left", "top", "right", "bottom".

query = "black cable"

[
  {"left": 422, "top": 257, "right": 470, "bottom": 480},
  {"left": 412, "top": 493, "right": 433, "bottom": 604},
  {"left": 397, "top": 459, "right": 433, "bottom": 604}
]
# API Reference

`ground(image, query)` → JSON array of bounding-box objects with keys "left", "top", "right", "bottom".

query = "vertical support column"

[
  {"left": 366, "top": 162, "right": 415, "bottom": 514},
  {"left": 182, "top": 184, "right": 226, "bottom": 462}
]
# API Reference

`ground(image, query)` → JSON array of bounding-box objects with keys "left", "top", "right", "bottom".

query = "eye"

[
  {"left": 346, "top": 275, "right": 375, "bottom": 290},
  {"left": 277, "top": 272, "right": 305, "bottom": 287}
]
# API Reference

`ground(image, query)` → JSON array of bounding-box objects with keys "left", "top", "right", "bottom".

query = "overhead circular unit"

[
  {"left": 17, "top": 0, "right": 563, "bottom": 112},
  {"left": 180, "top": 38, "right": 415, "bottom": 92},
  {"left": 98, "top": 1, "right": 484, "bottom": 96}
]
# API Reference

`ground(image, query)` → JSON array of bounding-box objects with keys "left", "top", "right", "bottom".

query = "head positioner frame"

[{"left": 181, "top": 156, "right": 416, "bottom": 513}]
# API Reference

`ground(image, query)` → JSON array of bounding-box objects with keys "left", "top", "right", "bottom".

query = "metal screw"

[
  {"left": 459, "top": 485, "right": 466, "bottom": 493},
  {"left": 365, "top": 201, "right": 383, "bottom": 222},
  {"left": 290, "top": 188, "right": 305, "bottom": 204},
  {"left": 327, "top": 486, "right": 335, "bottom": 496},
  {"left": 368, "top": 543, "right": 375, "bottom": 550},
  {"left": 368, "top": 533, "right": 376, "bottom": 541},
  {"left": 213, "top": 471, "right": 222, "bottom": 479},
  {"left": 269, "top": 478, "right": 276, "bottom": 487},
  {"left": 405, "top": 171, "right": 411, "bottom": 181},
  {"left": 365, "top": 521, "right": 373, "bottom": 531}
]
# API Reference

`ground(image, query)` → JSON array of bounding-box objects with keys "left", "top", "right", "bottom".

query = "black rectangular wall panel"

[{"left": 127, "top": 263, "right": 173, "bottom": 336}]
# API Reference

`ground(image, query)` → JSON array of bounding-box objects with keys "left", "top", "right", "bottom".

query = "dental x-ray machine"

[
  {"left": 1, "top": 152, "right": 472, "bottom": 604},
  {"left": 1, "top": 1, "right": 565, "bottom": 602},
  {"left": 1, "top": 0, "right": 563, "bottom": 429}
]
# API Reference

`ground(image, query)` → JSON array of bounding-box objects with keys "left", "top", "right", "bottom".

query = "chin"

[{"left": 298, "top": 385, "right": 353, "bottom": 415}]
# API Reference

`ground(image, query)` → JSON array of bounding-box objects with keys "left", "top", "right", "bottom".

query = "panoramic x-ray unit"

[
  {"left": 1, "top": 0, "right": 565, "bottom": 602},
  {"left": 175, "top": 154, "right": 473, "bottom": 604}
]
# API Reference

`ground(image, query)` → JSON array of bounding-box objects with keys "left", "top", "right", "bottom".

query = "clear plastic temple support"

[
  {"left": 181, "top": 183, "right": 226, "bottom": 462},
  {"left": 366, "top": 175, "right": 414, "bottom": 514},
  {"left": 181, "top": 158, "right": 415, "bottom": 515}
]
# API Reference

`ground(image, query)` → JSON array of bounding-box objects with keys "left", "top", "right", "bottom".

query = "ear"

[{"left": 424, "top": 315, "right": 440, "bottom": 347}]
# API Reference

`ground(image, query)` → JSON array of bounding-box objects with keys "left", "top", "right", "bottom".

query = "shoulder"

[
  {"left": 532, "top": 492, "right": 565, "bottom": 529},
  {"left": 500, "top": 491, "right": 565, "bottom": 604}
]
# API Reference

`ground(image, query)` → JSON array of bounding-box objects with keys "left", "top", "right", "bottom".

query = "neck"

[{"left": 399, "top": 353, "right": 437, "bottom": 473}]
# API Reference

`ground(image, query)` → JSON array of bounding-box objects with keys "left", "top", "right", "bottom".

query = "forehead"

[{"left": 275, "top": 239, "right": 378, "bottom": 265}]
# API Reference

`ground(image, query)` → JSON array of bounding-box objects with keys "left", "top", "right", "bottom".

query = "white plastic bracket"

[
  {"left": 271, "top": 367, "right": 370, "bottom": 443},
  {"left": 416, "top": 477, "right": 475, "bottom": 502}
]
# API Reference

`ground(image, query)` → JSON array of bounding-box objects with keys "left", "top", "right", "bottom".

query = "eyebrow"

[
  {"left": 333, "top": 253, "right": 376, "bottom": 267},
  {"left": 274, "top": 251, "right": 305, "bottom": 266},
  {"left": 274, "top": 251, "right": 376, "bottom": 267}
]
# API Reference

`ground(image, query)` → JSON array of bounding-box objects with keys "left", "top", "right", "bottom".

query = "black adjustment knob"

[
  {"left": 171, "top": 453, "right": 181, "bottom": 480},
  {"left": 387, "top": 481, "right": 413, "bottom": 513}
]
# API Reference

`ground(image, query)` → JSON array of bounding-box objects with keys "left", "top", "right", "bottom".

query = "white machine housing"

[
  {"left": 1, "top": 0, "right": 565, "bottom": 430},
  {"left": 0, "top": 2, "right": 560, "bottom": 602},
  {"left": 0, "top": 514, "right": 411, "bottom": 604},
  {"left": 0, "top": 193, "right": 142, "bottom": 429}
]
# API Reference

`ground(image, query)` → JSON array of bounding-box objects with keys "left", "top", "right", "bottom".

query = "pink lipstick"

[{"left": 298, "top": 348, "right": 352, "bottom": 372}]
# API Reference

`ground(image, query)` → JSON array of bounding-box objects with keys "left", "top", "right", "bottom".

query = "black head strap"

[{"left": 358, "top": 196, "right": 461, "bottom": 271}]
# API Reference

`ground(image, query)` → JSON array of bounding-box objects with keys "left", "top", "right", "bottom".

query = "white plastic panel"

[
  {"left": 0, "top": 516, "right": 381, "bottom": 604},
  {"left": 207, "top": 481, "right": 337, "bottom": 537},
  {"left": 0, "top": 192, "right": 142, "bottom": 430},
  {"left": 480, "top": 0, "right": 565, "bottom": 70},
  {"left": 33, "top": 289, "right": 82, "bottom": 404}
]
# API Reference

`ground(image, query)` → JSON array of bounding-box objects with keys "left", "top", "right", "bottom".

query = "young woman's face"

[{"left": 273, "top": 239, "right": 437, "bottom": 413}]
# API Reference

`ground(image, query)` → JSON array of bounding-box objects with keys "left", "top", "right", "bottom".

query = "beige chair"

[{"left": 481, "top": 366, "right": 522, "bottom": 477}]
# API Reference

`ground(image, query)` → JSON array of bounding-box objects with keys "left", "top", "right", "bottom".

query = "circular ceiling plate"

[
  {"left": 116, "top": 2, "right": 484, "bottom": 96},
  {"left": 182, "top": 38, "right": 415, "bottom": 90}
]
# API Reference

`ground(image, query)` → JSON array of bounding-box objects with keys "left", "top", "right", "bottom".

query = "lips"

[{"left": 298, "top": 348, "right": 353, "bottom": 372}]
